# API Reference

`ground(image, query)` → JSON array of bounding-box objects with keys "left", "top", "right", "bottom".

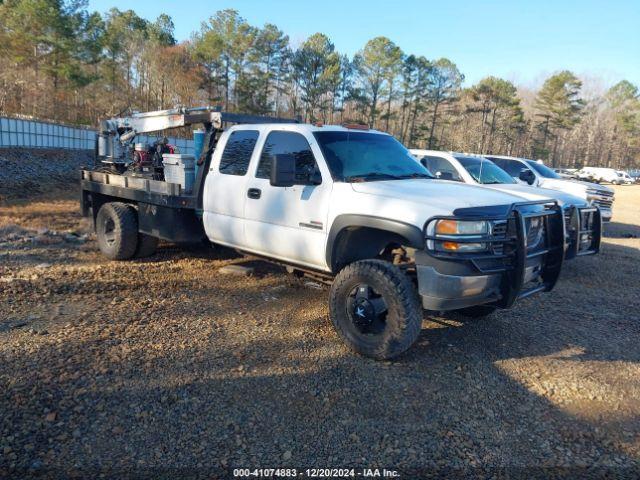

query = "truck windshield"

[
  {"left": 313, "top": 131, "right": 433, "bottom": 182},
  {"left": 455, "top": 156, "right": 516, "bottom": 184},
  {"left": 525, "top": 159, "right": 562, "bottom": 179}
]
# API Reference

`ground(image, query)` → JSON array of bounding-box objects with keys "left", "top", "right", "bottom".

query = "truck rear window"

[{"left": 219, "top": 130, "right": 259, "bottom": 176}]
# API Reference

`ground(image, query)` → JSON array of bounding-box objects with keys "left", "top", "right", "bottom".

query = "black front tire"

[
  {"left": 329, "top": 260, "right": 422, "bottom": 360},
  {"left": 96, "top": 202, "right": 138, "bottom": 260}
]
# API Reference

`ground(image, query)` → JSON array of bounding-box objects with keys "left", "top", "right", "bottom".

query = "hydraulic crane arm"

[
  {"left": 99, "top": 106, "right": 297, "bottom": 138},
  {"left": 96, "top": 106, "right": 299, "bottom": 167}
]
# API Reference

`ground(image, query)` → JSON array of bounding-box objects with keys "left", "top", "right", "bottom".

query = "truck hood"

[
  {"left": 539, "top": 178, "right": 614, "bottom": 196},
  {"left": 482, "top": 184, "right": 589, "bottom": 208},
  {"left": 350, "top": 179, "right": 526, "bottom": 209}
]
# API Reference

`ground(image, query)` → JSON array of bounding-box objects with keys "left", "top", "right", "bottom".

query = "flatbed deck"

[
  {"left": 80, "top": 170, "right": 196, "bottom": 209},
  {"left": 80, "top": 169, "right": 205, "bottom": 243}
]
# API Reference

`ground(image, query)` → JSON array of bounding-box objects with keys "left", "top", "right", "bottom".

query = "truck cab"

[{"left": 409, "top": 150, "right": 601, "bottom": 258}]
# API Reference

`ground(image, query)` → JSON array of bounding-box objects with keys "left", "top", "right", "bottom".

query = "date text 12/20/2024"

[{"left": 233, "top": 468, "right": 401, "bottom": 478}]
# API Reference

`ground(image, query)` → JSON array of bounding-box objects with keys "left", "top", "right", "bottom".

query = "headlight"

[
  {"left": 525, "top": 216, "right": 544, "bottom": 249},
  {"left": 435, "top": 220, "right": 489, "bottom": 235},
  {"left": 430, "top": 220, "right": 489, "bottom": 252}
]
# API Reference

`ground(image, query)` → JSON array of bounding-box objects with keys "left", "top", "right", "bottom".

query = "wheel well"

[{"left": 331, "top": 226, "right": 412, "bottom": 272}]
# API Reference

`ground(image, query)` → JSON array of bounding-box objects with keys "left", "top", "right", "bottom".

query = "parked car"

[
  {"left": 616, "top": 170, "right": 634, "bottom": 184},
  {"left": 578, "top": 167, "right": 633, "bottom": 185},
  {"left": 81, "top": 107, "right": 570, "bottom": 359},
  {"left": 553, "top": 168, "right": 580, "bottom": 180},
  {"left": 410, "top": 150, "right": 601, "bottom": 258},
  {"left": 628, "top": 170, "right": 640, "bottom": 183},
  {"left": 484, "top": 155, "right": 615, "bottom": 222}
]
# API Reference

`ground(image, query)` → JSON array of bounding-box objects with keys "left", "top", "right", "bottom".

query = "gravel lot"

[
  {"left": 1, "top": 183, "right": 639, "bottom": 478},
  {"left": 0, "top": 148, "right": 94, "bottom": 200}
]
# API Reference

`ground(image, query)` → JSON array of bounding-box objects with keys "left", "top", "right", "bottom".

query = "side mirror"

[
  {"left": 309, "top": 169, "right": 322, "bottom": 185},
  {"left": 519, "top": 169, "right": 536, "bottom": 185},
  {"left": 270, "top": 154, "right": 296, "bottom": 187}
]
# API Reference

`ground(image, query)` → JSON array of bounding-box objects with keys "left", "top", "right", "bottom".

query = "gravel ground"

[
  {"left": 1, "top": 185, "right": 639, "bottom": 478},
  {"left": 0, "top": 148, "right": 94, "bottom": 200}
]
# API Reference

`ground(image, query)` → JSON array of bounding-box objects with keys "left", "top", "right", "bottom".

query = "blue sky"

[{"left": 87, "top": 0, "right": 640, "bottom": 88}]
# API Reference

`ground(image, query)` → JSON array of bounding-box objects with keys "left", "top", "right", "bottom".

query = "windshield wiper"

[
  {"left": 344, "top": 172, "right": 432, "bottom": 182},
  {"left": 395, "top": 172, "right": 433, "bottom": 179},
  {"left": 344, "top": 173, "right": 403, "bottom": 182}
]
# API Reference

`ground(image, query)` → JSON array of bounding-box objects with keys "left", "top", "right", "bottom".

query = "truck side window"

[
  {"left": 424, "top": 156, "right": 461, "bottom": 181},
  {"left": 495, "top": 159, "right": 527, "bottom": 177},
  {"left": 256, "top": 131, "right": 320, "bottom": 184},
  {"left": 219, "top": 130, "right": 259, "bottom": 176}
]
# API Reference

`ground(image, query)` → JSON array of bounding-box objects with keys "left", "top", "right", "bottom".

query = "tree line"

[{"left": 1, "top": 1, "right": 638, "bottom": 169}]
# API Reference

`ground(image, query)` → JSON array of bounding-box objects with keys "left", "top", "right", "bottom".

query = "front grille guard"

[
  {"left": 565, "top": 206, "right": 602, "bottom": 259},
  {"left": 423, "top": 200, "right": 565, "bottom": 309}
]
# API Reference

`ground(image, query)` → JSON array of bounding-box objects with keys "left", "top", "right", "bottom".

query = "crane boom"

[{"left": 96, "top": 106, "right": 299, "bottom": 169}]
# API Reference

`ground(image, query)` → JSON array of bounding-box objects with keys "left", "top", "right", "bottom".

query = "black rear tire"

[
  {"left": 96, "top": 202, "right": 138, "bottom": 260},
  {"left": 135, "top": 233, "right": 159, "bottom": 258},
  {"left": 329, "top": 260, "right": 422, "bottom": 360}
]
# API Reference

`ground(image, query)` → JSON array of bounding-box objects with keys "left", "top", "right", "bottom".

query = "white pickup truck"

[
  {"left": 81, "top": 111, "right": 567, "bottom": 359},
  {"left": 409, "top": 150, "right": 601, "bottom": 259},
  {"left": 484, "top": 155, "right": 615, "bottom": 222}
]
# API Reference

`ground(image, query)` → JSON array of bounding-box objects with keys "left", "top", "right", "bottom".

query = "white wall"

[{"left": 0, "top": 116, "right": 194, "bottom": 153}]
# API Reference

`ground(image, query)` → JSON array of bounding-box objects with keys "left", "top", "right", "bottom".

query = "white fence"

[
  {"left": 0, "top": 116, "right": 97, "bottom": 150},
  {"left": 0, "top": 116, "right": 195, "bottom": 154}
]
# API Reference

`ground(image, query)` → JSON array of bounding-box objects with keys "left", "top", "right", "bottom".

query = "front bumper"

[
  {"left": 416, "top": 201, "right": 565, "bottom": 311},
  {"left": 587, "top": 191, "right": 614, "bottom": 222},
  {"left": 564, "top": 206, "right": 602, "bottom": 260}
]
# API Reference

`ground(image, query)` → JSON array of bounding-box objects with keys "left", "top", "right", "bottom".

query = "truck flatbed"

[
  {"left": 80, "top": 169, "right": 205, "bottom": 243},
  {"left": 81, "top": 170, "right": 193, "bottom": 207}
]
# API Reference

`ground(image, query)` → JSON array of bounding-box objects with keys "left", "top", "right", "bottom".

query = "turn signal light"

[
  {"left": 442, "top": 241, "right": 460, "bottom": 250},
  {"left": 436, "top": 220, "right": 458, "bottom": 235}
]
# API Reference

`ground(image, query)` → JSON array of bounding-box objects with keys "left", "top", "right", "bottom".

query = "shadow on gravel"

[
  {"left": 3, "top": 322, "right": 638, "bottom": 477},
  {"left": 154, "top": 243, "right": 241, "bottom": 261},
  {"left": 604, "top": 221, "right": 640, "bottom": 239}
]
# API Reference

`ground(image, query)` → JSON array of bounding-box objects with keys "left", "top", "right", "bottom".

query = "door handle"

[{"left": 247, "top": 188, "right": 261, "bottom": 199}]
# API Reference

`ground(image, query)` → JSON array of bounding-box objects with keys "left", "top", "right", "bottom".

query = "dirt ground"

[{"left": 1, "top": 185, "right": 639, "bottom": 477}]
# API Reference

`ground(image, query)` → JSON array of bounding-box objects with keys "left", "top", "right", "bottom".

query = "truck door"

[
  {"left": 202, "top": 129, "right": 260, "bottom": 247},
  {"left": 244, "top": 130, "right": 332, "bottom": 270}
]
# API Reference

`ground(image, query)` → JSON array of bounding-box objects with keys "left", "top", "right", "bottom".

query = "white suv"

[{"left": 484, "top": 155, "right": 614, "bottom": 222}]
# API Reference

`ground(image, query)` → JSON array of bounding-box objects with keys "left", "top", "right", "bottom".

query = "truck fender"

[{"left": 326, "top": 214, "right": 424, "bottom": 273}]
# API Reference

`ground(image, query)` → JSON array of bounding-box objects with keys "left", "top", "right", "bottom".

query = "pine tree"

[
  {"left": 291, "top": 33, "right": 340, "bottom": 122},
  {"left": 533, "top": 71, "right": 585, "bottom": 165},
  {"left": 426, "top": 59, "right": 463, "bottom": 149},
  {"left": 353, "top": 36, "right": 402, "bottom": 127}
]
